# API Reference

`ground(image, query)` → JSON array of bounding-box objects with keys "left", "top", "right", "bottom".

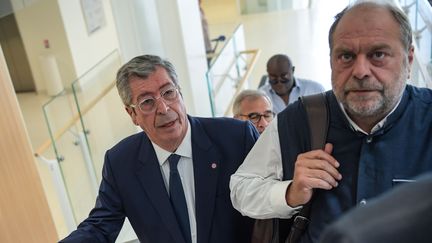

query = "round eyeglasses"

[
  {"left": 129, "top": 86, "right": 179, "bottom": 114},
  {"left": 239, "top": 111, "right": 275, "bottom": 124}
]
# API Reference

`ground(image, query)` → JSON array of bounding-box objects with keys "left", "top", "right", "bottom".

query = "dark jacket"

[
  {"left": 320, "top": 172, "right": 432, "bottom": 243},
  {"left": 277, "top": 85, "right": 432, "bottom": 242},
  {"left": 61, "top": 116, "right": 259, "bottom": 243}
]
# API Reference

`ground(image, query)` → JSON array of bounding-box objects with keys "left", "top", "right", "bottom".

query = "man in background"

[
  {"left": 260, "top": 54, "right": 325, "bottom": 114},
  {"left": 233, "top": 89, "right": 274, "bottom": 134}
]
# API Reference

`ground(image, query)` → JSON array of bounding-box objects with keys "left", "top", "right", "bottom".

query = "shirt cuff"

[{"left": 270, "top": 180, "right": 302, "bottom": 218}]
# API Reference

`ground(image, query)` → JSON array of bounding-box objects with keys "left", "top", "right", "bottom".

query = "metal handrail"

[
  {"left": 223, "top": 49, "right": 261, "bottom": 116},
  {"left": 34, "top": 81, "right": 116, "bottom": 157}
]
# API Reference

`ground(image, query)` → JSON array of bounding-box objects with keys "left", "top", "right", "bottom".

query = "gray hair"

[
  {"left": 232, "top": 89, "right": 272, "bottom": 116},
  {"left": 328, "top": 0, "right": 413, "bottom": 53},
  {"left": 116, "top": 55, "right": 179, "bottom": 106}
]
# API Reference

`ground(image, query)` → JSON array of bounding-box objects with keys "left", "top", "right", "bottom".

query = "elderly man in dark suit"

[
  {"left": 60, "top": 55, "right": 258, "bottom": 243},
  {"left": 320, "top": 172, "right": 432, "bottom": 243}
]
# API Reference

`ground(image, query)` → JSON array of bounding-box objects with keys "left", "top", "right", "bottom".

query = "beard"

[
  {"left": 343, "top": 80, "right": 388, "bottom": 118},
  {"left": 335, "top": 62, "right": 409, "bottom": 120}
]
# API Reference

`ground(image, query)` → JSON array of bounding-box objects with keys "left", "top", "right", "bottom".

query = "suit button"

[
  {"left": 359, "top": 199, "right": 367, "bottom": 205},
  {"left": 366, "top": 137, "right": 373, "bottom": 143}
]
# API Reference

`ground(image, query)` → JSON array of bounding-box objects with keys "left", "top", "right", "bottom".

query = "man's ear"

[
  {"left": 408, "top": 45, "right": 414, "bottom": 65},
  {"left": 125, "top": 106, "right": 138, "bottom": 126},
  {"left": 407, "top": 45, "right": 415, "bottom": 79}
]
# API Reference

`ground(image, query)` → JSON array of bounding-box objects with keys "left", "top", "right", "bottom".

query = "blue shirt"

[{"left": 259, "top": 77, "right": 326, "bottom": 114}]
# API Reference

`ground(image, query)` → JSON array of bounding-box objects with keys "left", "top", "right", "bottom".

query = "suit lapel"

[
  {"left": 189, "top": 117, "right": 220, "bottom": 243},
  {"left": 134, "top": 134, "right": 185, "bottom": 243}
]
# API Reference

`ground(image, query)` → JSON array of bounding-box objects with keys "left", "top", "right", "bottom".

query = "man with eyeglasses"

[
  {"left": 233, "top": 89, "right": 274, "bottom": 134},
  {"left": 61, "top": 55, "right": 258, "bottom": 243},
  {"left": 259, "top": 54, "right": 325, "bottom": 114}
]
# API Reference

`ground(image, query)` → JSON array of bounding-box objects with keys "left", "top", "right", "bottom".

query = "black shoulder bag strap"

[{"left": 285, "top": 92, "right": 329, "bottom": 243}]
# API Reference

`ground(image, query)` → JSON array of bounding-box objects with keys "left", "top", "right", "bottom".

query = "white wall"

[
  {"left": 14, "top": 0, "right": 76, "bottom": 92},
  {"left": 57, "top": 0, "right": 120, "bottom": 81},
  {"left": 110, "top": 0, "right": 164, "bottom": 62},
  {"left": 110, "top": 0, "right": 212, "bottom": 116},
  {"left": 14, "top": 0, "right": 120, "bottom": 93},
  {"left": 155, "top": 0, "right": 211, "bottom": 116}
]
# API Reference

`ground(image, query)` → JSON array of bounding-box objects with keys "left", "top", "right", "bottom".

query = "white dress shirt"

[
  {"left": 230, "top": 96, "right": 402, "bottom": 219},
  {"left": 230, "top": 118, "right": 300, "bottom": 219},
  {"left": 152, "top": 120, "right": 197, "bottom": 243}
]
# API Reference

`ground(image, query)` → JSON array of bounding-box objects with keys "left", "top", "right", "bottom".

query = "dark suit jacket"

[
  {"left": 320, "top": 173, "right": 432, "bottom": 243},
  {"left": 61, "top": 116, "right": 259, "bottom": 243}
]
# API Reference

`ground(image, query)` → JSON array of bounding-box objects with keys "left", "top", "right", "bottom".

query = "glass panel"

[
  {"left": 71, "top": 50, "right": 127, "bottom": 182},
  {"left": 41, "top": 49, "right": 139, "bottom": 241},
  {"left": 71, "top": 49, "right": 139, "bottom": 242},
  {"left": 398, "top": 0, "right": 432, "bottom": 88},
  {"left": 41, "top": 90, "right": 97, "bottom": 233},
  {"left": 206, "top": 24, "right": 255, "bottom": 116}
]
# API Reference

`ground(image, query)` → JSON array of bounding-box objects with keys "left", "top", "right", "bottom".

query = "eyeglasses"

[
  {"left": 129, "top": 86, "right": 179, "bottom": 114},
  {"left": 268, "top": 66, "right": 295, "bottom": 85},
  {"left": 268, "top": 76, "right": 291, "bottom": 85},
  {"left": 239, "top": 111, "right": 275, "bottom": 124}
]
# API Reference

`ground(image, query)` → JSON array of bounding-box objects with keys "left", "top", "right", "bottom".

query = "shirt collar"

[
  {"left": 339, "top": 95, "right": 403, "bottom": 135},
  {"left": 152, "top": 119, "right": 192, "bottom": 166},
  {"left": 291, "top": 77, "right": 299, "bottom": 89}
]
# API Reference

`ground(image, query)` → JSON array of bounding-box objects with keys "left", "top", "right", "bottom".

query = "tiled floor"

[{"left": 16, "top": 0, "right": 350, "bottom": 241}]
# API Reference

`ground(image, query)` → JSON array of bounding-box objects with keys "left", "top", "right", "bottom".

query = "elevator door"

[{"left": 0, "top": 13, "right": 35, "bottom": 92}]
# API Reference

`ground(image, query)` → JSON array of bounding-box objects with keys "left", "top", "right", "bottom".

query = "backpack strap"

[
  {"left": 300, "top": 93, "right": 329, "bottom": 150},
  {"left": 285, "top": 92, "right": 329, "bottom": 243}
]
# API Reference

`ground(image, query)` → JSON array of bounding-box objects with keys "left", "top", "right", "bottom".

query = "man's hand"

[{"left": 285, "top": 143, "right": 342, "bottom": 207}]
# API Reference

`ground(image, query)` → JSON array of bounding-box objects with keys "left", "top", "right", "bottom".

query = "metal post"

[
  {"left": 37, "top": 156, "right": 77, "bottom": 233},
  {"left": 69, "top": 129, "right": 99, "bottom": 196}
]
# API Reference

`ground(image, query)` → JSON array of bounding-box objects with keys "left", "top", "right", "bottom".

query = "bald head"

[
  {"left": 266, "top": 54, "right": 296, "bottom": 98},
  {"left": 266, "top": 54, "right": 293, "bottom": 70}
]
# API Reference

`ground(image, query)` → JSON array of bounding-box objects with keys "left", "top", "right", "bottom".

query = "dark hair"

[{"left": 266, "top": 54, "right": 293, "bottom": 69}]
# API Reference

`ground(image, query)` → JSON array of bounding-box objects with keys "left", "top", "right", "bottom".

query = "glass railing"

[
  {"left": 206, "top": 24, "right": 261, "bottom": 117},
  {"left": 71, "top": 49, "right": 138, "bottom": 243},
  {"left": 35, "top": 49, "right": 138, "bottom": 242},
  {"left": 38, "top": 90, "right": 83, "bottom": 237},
  {"left": 398, "top": 0, "right": 432, "bottom": 87},
  {"left": 237, "top": 0, "right": 311, "bottom": 14}
]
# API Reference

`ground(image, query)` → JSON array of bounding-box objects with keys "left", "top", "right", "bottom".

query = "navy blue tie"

[{"left": 168, "top": 154, "right": 191, "bottom": 243}]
